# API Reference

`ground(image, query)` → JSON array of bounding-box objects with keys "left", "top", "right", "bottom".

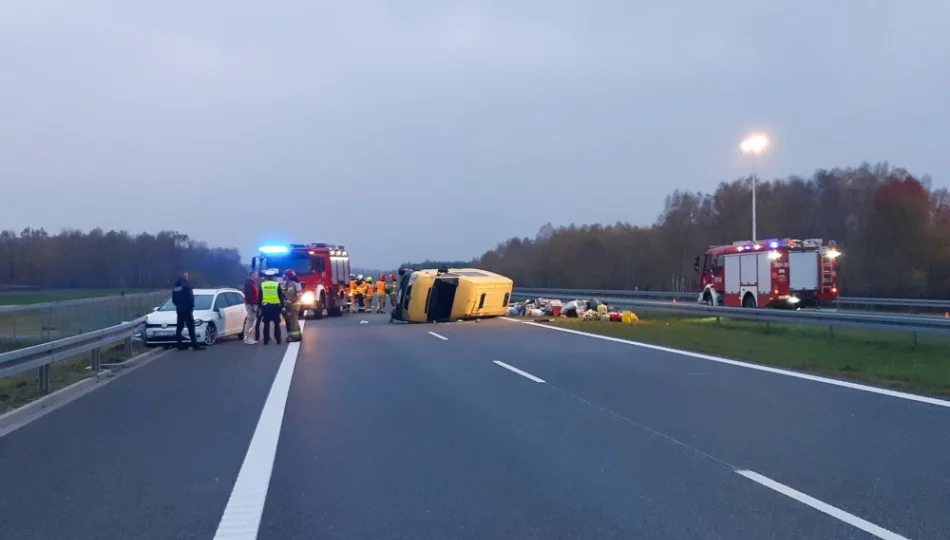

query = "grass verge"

[
  {"left": 0, "top": 289, "right": 155, "bottom": 306},
  {"left": 0, "top": 341, "right": 149, "bottom": 414},
  {"left": 529, "top": 315, "right": 950, "bottom": 396}
]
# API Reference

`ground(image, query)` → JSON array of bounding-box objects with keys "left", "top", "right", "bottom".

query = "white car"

[{"left": 144, "top": 288, "right": 248, "bottom": 346}]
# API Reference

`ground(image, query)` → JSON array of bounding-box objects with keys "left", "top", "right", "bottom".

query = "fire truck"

[
  {"left": 694, "top": 238, "right": 841, "bottom": 308},
  {"left": 251, "top": 243, "right": 351, "bottom": 319}
]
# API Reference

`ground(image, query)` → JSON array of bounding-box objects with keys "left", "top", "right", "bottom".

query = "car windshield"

[
  {"left": 157, "top": 294, "right": 214, "bottom": 311},
  {"left": 263, "top": 254, "right": 311, "bottom": 275}
]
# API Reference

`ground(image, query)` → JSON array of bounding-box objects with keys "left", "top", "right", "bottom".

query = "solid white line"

[
  {"left": 735, "top": 470, "right": 911, "bottom": 540},
  {"left": 212, "top": 320, "right": 305, "bottom": 540},
  {"left": 493, "top": 360, "right": 546, "bottom": 383},
  {"left": 428, "top": 331, "right": 449, "bottom": 341},
  {"left": 501, "top": 318, "right": 950, "bottom": 409}
]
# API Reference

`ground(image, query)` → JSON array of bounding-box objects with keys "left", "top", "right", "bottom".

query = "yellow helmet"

[{"left": 365, "top": 276, "right": 373, "bottom": 282}]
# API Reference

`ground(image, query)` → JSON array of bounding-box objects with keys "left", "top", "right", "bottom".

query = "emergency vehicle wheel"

[
  {"left": 328, "top": 306, "right": 343, "bottom": 317},
  {"left": 742, "top": 294, "right": 756, "bottom": 308},
  {"left": 312, "top": 293, "right": 326, "bottom": 320}
]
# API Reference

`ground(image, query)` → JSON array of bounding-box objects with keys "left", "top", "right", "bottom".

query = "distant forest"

[
  {"left": 0, "top": 229, "right": 244, "bottom": 289},
  {"left": 474, "top": 162, "right": 950, "bottom": 298}
]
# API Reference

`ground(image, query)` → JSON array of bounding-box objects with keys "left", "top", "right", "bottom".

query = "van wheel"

[
  {"left": 742, "top": 294, "right": 756, "bottom": 308},
  {"left": 702, "top": 292, "right": 713, "bottom": 306}
]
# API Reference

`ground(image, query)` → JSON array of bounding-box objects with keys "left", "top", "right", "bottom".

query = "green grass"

[
  {"left": 0, "top": 341, "right": 148, "bottom": 414},
  {"left": 0, "top": 289, "right": 155, "bottom": 306},
  {"left": 530, "top": 315, "right": 950, "bottom": 396}
]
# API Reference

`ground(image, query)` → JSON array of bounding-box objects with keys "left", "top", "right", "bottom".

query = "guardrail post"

[
  {"left": 91, "top": 348, "right": 100, "bottom": 374},
  {"left": 828, "top": 325, "right": 834, "bottom": 339},
  {"left": 124, "top": 335, "right": 133, "bottom": 358},
  {"left": 38, "top": 364, "right": 50, "bottom": 394},
  {"left": 912, "top": 332, "right": 918, "bottom": 349}
]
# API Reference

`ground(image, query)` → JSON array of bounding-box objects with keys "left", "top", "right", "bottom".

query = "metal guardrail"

[
  {"left": 0, "top": 291, "right": 168, "bottom": 344},
  {"left": 0, "top": 316, "right": 146, "bottom": 394},
  {"left": 513, "top": 288, "right": 950, "bottom": 313},
  {"left": 512, "top": 287, "right": 950, "bottom": 341}
]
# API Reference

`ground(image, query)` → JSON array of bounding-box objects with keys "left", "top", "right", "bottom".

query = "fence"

[{"left": 0, "top": 292, "right": 168, "bottom": 350}]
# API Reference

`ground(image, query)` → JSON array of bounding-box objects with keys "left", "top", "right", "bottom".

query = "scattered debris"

[
  {"left": 509, "top": 297, "right": 640, "bottom": 324},
  {"left": 360, "top": 320, "right": 369, "bottom": 324}
]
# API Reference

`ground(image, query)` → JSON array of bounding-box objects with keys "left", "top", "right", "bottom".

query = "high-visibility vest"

[
  {"left": 365, "top": 283, "right": 375, "bottom": 295},
  {"left": 261, "top": 280, "right": 281, "bottom": 304},
  {"left": 349, "top": 280, "right": 356, "bottom": 294},
  {"left": 376, "top": 280, "right": 387, "bottom": 294},
  {"left": 356, "top": 283, "right": 366, "bottom": 294}
]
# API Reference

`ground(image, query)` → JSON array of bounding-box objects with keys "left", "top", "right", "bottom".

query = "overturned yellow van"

[{"left": 390, "top": 267, "right": 513, "bottom": 323}]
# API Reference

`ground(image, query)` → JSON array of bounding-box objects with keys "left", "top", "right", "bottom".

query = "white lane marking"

[
  {"left": 428, "top": 331, "right": 449, "bottom": 341},
  {"left": 212, "top": 320, "right": 305, "bottom": 540},
  {"left": 501, "top": 318, "right": 950, "bottom": 409},
  {"left": 493, "top": 360, "right": 546, "bottom": 383},
  {"left": 735, "top": 470, "right": 911, "bottom": 540}
]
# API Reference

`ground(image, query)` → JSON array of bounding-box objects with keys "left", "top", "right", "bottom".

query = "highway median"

[{"left": 522, "top": 315, "right": 950, "bottom": 396}]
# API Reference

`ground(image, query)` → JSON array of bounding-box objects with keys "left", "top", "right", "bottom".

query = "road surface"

[{"left": 1, "top": 315, "right": 948, "bottom": 539}]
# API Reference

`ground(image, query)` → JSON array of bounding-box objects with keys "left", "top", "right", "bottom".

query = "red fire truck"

[
  {"left": 694, "top": 238, "right": 840, "bottom": 308},
  {"left": 251, "top": 243, "right": 351, "bottom": 319}
]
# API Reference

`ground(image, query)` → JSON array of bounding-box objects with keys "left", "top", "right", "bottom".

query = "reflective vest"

[
  {"left": 376, "top": 280, "right": 387, "bottom": 295},
  {"left": 261, "top": 280, "right": 281, "bottom": 304},
  {"left": 349, "top": 279, "right": 356, "bottom": 294},
  {"left": 365, "top": 282, "right": 375, "bottom": 295},
  {"left": 355, "top": 283, "right": 366, "bottom": 294}
]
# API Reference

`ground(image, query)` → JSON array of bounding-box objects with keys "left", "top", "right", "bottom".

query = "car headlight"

[{"left": 301, "top": 291, "right": 315, "bottom": 305}]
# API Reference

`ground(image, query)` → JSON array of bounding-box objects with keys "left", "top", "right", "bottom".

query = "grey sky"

[{"left": 2, "top": 1, "right": 948, "bottom": 268}]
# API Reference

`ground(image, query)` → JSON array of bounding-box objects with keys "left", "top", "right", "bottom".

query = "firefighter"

[
  {"left": 348, "top": 273, "right": 357, "bottom": 313},
  {"left": 387, "top": 273, "right": 399, "bottom": 310},
  {"left": 258, "top": 269, "right": 285, "bottom": 345},
  {"left": 355, "top": 274, "right": 366, "bottom": 312},
  {"left": 364, "top": 276, "right": 375, "bottom": 313},
  {"left": 282, "top": 269, "right": 302, "bottom": 342},
  {"left": 376, "top": 274, "right": 388, "bottom": 313}
]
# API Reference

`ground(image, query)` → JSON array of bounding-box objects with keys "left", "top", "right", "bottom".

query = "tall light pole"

[{"left": 740, "top": 133, "right": 769, "bottom": 242}]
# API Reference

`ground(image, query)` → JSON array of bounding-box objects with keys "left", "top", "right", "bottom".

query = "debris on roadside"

[{"left": 508, "top": 297, "right": 639, "bottom": 324}]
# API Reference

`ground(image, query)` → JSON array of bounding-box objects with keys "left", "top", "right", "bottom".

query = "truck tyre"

[
  {"left": 312, "top": 292, "right": 326, "bottom": 320},
  {"left": 328, "top": 305, "right": 343, "bottom": 317},
  {"left": 702, "top": 291, "right": 713, "bottom": 306},
  {"left": 742, "top": 293, "right": 756, "bottom": 308}
]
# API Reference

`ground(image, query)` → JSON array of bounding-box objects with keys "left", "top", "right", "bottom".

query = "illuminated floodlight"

[{"left": 740, "top": 133, "right": 769, "bottom": 155}]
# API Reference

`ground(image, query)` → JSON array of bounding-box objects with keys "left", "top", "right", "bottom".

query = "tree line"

[
  {"left": 0, "top": 228, "right": 245, "bottom": 290},
  {"left": 474, "top": 162, "right": 950, "bottom": 298}
]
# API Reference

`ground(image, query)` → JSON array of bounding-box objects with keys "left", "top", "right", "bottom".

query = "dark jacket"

[
  {"left": 172, "top": 277, "right": 195, "bottom": 312},
  {"left": 243, "top": 278, "right": 260, "bottom": 305}
]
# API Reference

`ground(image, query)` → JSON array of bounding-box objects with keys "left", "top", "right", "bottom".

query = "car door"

[
  {"left": 226, "top": 292, "right": 246, "bottom": 335},
  {"left": 212, "top": 293, "right": 231, "bottom": 335}
]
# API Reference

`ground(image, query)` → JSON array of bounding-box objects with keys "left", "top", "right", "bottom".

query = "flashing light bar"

[{"left": 259, "top": 245, "right": 289, "bottom": 254}]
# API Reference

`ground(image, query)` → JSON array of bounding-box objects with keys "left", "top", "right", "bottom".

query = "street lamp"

[{"left": 740, "top": 133, "right": 769, "bottom": 242}]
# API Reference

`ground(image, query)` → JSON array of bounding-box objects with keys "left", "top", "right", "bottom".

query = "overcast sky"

[{"left": 1, "top": 1, "right": 948, "bottom": 268}]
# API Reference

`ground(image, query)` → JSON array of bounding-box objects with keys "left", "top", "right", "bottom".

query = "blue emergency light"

[{"left": 259, "top": 245, "right": 289, "bottom": 254}]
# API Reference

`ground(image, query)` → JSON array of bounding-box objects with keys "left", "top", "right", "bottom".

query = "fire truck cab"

[
  {"left": 251, "top": 243, "right": 351, "bottom": 319},
  {"left": 695, "top": 238, "right": 840, "bottom": 309}
]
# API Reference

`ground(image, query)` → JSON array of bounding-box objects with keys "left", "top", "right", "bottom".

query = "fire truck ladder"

[{"left": 819, "top": 247, "right": 834, "bottom": 293}]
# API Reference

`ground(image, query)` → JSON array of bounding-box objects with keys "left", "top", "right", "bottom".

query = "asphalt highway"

[{"left": 1, "top": 314, "right": 948, "bottom": 539}]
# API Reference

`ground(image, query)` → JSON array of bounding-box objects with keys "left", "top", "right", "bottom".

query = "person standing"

[
  {"left": 355, "top": 275, "right": 366, "bottom": 312},
  {"left": 258, "top": 270, "right": 285, "bottom": 345},
  {"left": 282, "top": 269, "right": 302, "bottom": 342},
  {"left": 364, "top": 276, "right": 375, "bottom": 313},
  {"left": 172, "top": 272, "right": 204, "bottom": 351},
  {"left": 348, "top": 273, "right": 357, "bottom": 313},
  {"left": 375, "top": 274, "right": 388, "bottom": 313},
  {"left": 387, "top": 273, "right": 399, "bottom": 311},
  {"left": 242, "top": 270, "right": 260, "bottom": 344}
]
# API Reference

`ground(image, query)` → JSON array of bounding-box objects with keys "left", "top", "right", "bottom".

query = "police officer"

[
  {"left": 282, "top": 269, "right": 302, "bottom": 342},
  {"left": 258, "top": 269, "right": 285, "bottom": 345}
]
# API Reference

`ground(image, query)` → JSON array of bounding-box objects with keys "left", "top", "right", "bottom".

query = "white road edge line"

[
  {"left": 212, "top": 320, "right": 306, "bottom": 540},
  {"left": 428, "top": 331, "right": 449, "bottom": 341},
  {"left": 493, "top": 360, "right": 546, "bottom": 383},
  {"left": 501, "top": 317, "right": 950, "bottom": 409},
  {"left": 735, "top": 469, "right": 911, "bottom": 540}
]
